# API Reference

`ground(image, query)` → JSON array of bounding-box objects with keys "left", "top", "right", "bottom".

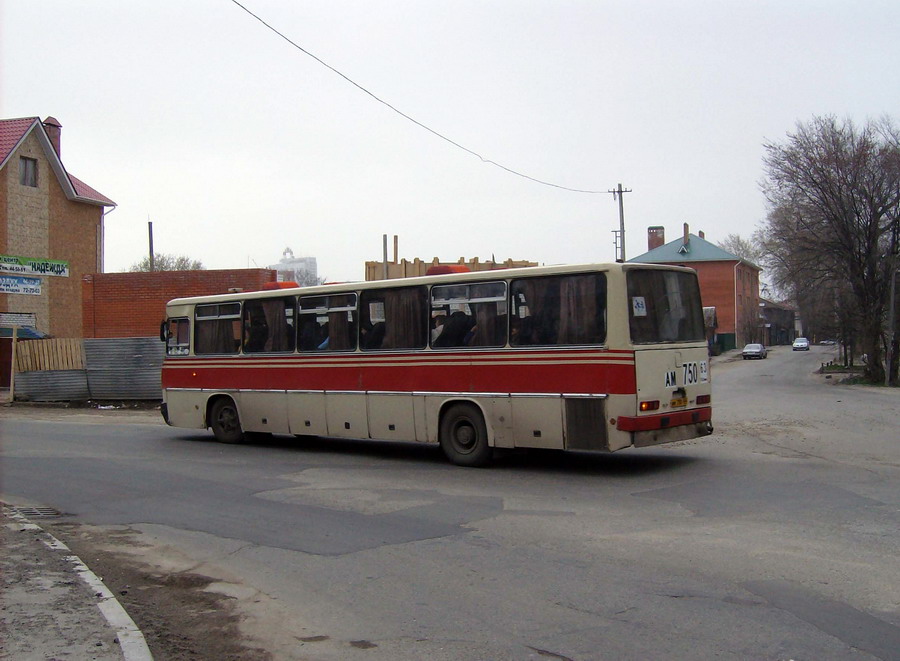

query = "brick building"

[
  {"left": 82, "top": 269, "right": 277, "bottom": 338},
  {"left": 1, "top": 116, "right": 115, "bottom": 337},
  {"left": 630, "top": 224, "right": 762, "bottom": 350}
]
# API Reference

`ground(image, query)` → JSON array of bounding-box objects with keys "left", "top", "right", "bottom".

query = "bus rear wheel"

[
  {"left": 209, "top": 398, "right": 244, "bottom": 444},
  {"left": 439, "top": 403, "right": 492, "bottom": 467}
]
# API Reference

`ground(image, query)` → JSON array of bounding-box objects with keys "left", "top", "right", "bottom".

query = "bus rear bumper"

[{"left": 616, "top": 407, "right": 713, "bottom": 447}]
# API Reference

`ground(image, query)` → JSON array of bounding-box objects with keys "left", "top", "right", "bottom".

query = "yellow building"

[{"left": 366, "top": 255, "right": 537, "bottom": 281}]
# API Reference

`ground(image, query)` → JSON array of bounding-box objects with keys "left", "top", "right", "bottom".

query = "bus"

[{"left": 159, "top": 262, "right": 712, "bottom": 466}]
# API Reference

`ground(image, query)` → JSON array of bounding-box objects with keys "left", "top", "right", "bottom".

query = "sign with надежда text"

[
  {"left": 0, "top": 275, "right": 42, "bottom": 295},
  {"left": 0, "top": 254, "right": 69, "bottom": 277}
]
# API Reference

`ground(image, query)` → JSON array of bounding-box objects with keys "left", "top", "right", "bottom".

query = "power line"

[{"left": 229, "top": 0, "right": 608, "bottom": 194}]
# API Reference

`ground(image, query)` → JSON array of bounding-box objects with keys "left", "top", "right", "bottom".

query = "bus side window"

[
  {"left": 430, "top": 281, "right": 506, "bottom": 349},
  {"left": 243, "top": 297, "right": 296, "bottom": 353},
  {"left": 558, "top": 274, "right": 606, "bottom": 344},
  {"left": 511, "top": 279, "right": 558, "bottom": 345},
  {"left": 511, "top": 274, "right": 606, "bottom": 346},
  {"left": 299, "top": 294, "right": 357, "bottom": 352},
  {"left": 361, "top": 287, "right": 427, "bottom": 351},
  {"left": 195, "top": 303, "right": 242, "bottom": 355}
]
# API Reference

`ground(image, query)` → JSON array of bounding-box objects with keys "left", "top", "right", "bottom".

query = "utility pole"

[
  {"left": 608, "top": 183, "right": 632, "bottom": 262},
  {"left": 887, "top": 264, "right": 898, "bottom": 386},
  {"left": 148, "top": 220, "right": 155, "bottom": 271}
]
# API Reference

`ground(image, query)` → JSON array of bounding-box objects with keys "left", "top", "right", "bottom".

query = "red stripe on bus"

[{"left": 162, "top": 359, "right": 638, "bottom": 395}]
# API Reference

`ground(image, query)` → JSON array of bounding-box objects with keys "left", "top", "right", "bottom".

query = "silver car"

[
  {"left": 792, "top": 337, "right": 810, "bottom": 351},
  {"left": 742, "top": 343, "right": 768, "bottom": 359}
]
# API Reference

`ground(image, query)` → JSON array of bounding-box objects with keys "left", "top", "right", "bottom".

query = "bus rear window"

[{"left": 627, "top": 269, "right": 704, "bottom": 343}]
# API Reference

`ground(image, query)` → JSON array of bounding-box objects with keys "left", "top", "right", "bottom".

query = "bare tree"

[
  {"left": 717, "top": 233, "right": 765, "bottom": 266},
  {"left": 760, "top": 116, "right": 900, "bottom": 383},
  {"left": 291, "top": 271, "right": 326, "bottom": 287},
  {"left": 129, "top": 253, "right": 205, "bottom": 272}
]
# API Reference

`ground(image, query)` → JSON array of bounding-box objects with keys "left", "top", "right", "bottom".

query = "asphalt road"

[{"left": 1, "top": 345, "right": 899, "bottom": 660}]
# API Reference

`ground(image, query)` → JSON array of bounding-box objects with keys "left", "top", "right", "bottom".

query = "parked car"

[
  {"left": 742, "top": 343, "right": 768, "bottom": 359},
  {"left": 793, "top": 337, "right": 810, "bottom": 351}
]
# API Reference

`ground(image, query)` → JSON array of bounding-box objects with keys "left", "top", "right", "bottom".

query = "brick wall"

[
  {"left": 49, "top": 165, "right": 103, "bottom": 337},
  {"left": 682, "top": 260, "right": 760, "bottom": 346},
  {"left": 82, "top": 269, "right": 277, "bottom": 338},
  {"left": 690, "top": 261, "right": 739, "bottom": 335}
]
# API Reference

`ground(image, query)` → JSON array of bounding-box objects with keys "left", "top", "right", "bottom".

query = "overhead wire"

[{"left": 229, "top": 0, "right": 607, "bottom": 194}]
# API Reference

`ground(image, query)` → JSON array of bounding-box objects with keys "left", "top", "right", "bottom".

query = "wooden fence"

[{"left": 14, "top": 338, "right": 85, "bottom": 372}]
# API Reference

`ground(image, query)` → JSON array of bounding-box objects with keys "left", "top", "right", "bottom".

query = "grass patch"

[{"left": 820, "top": 361, "right": 864, "bottom": 374}]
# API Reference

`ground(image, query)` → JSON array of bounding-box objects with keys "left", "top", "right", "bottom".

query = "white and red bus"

[{"left": 160, "top": 262, "right": 712, "bottom": 466}]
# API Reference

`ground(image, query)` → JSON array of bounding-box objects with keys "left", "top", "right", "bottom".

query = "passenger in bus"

[
  {"left": 298, "top": 320, "right": 321, "bottom": 351},
  {"left": 431, "top": 314, "right": 447, "bottom": 343},
  {"left": 464, "top": 323, "right": 477, "bottom": 345},
  {"left": 511, "top": 316, "right": 537, "bottom": 345},
  {"left": 433, "top": 311, "right": 474, "bottom": 348},
  {"left": 362, "top": 322, "right": 385, "bottom": 350},
  {"left": 317, "top": 322, "right": 330, "bottom": 349},
  {"left": 244, "top": 308, "right": 269, "bottom": 352}
]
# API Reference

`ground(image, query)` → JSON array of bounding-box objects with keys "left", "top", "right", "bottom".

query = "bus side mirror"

[{"left": 160, "top": 320, "right": 169, "bottom": 342}]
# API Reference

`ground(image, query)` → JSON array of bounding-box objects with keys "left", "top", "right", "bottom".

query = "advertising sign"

[
  {"left": 0, "top": 254, "right": 69, "bottom": 277},
  {"left": 0, "top": 275, "right": 42, "bottom": 295}
]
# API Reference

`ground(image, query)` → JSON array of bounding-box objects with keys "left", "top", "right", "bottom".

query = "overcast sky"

[{"left": 2, "top": 0, "right": 898, "bottom": 281}]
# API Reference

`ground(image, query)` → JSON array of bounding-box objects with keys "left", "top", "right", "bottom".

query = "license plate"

[{"left": 670, "top": 397, "right": 688, "bottom": 408}]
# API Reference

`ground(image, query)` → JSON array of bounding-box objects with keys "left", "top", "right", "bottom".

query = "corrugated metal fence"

[{"left": 14, "top": 337, "right": 163, "bottom": 401}]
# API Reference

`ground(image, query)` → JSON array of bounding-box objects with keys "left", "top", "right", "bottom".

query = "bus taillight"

[
  {"left": 640, "top": 400, "right": 660, "bottom": 412},
  {"left": 696, "top": 394, "right": 711, "bottom": 405}
]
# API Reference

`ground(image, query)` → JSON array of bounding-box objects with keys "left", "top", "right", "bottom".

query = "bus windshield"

[{"left": 627, "top": 269, "right": 705, "bottom": 344}]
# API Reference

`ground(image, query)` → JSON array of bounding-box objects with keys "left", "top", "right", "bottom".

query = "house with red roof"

[
  {"left": 1, "top": 116, "right": 115, "bottom": 337},
  {"left": 629, "top": 223, "right": 762, "bottom": 351}
]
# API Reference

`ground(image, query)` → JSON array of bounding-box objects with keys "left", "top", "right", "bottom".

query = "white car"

[{"left": 792, "top": 337, "right": 810, "bottom": 351}]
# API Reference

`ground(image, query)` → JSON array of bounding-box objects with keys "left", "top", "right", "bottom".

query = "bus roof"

[{"left": 164, "top": 261, "right": 696, "bottom": 307}]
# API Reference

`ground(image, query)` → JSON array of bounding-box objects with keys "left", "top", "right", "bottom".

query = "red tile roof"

[
  {"left": 69, "top": 173, "right": 116, "bottom": 206},
  {"left": 0, "top": 116, "right": 115, "bottom": 207},
  {"left": 0, "top": 116, "right": 39, "bottom": 164}
]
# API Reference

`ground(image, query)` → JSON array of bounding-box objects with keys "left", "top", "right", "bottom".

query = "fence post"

[{"left": 9, "top": 326, "right": 17, "bottom": 402}]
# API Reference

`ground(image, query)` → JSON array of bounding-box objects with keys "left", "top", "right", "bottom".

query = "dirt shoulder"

[
  {"left": 43, "top": 521, "right": 272, "bottom": 661},
  {"left": 1, "top": 401, "right": 165, "bottom": 425}
]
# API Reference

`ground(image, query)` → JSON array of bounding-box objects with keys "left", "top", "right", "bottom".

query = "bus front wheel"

[
  {"left": 209, "top": 398, "right": 244, "bottom": 444},
  {"left": 439, "top": 403, "right": 492, "bottom": 467}
]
